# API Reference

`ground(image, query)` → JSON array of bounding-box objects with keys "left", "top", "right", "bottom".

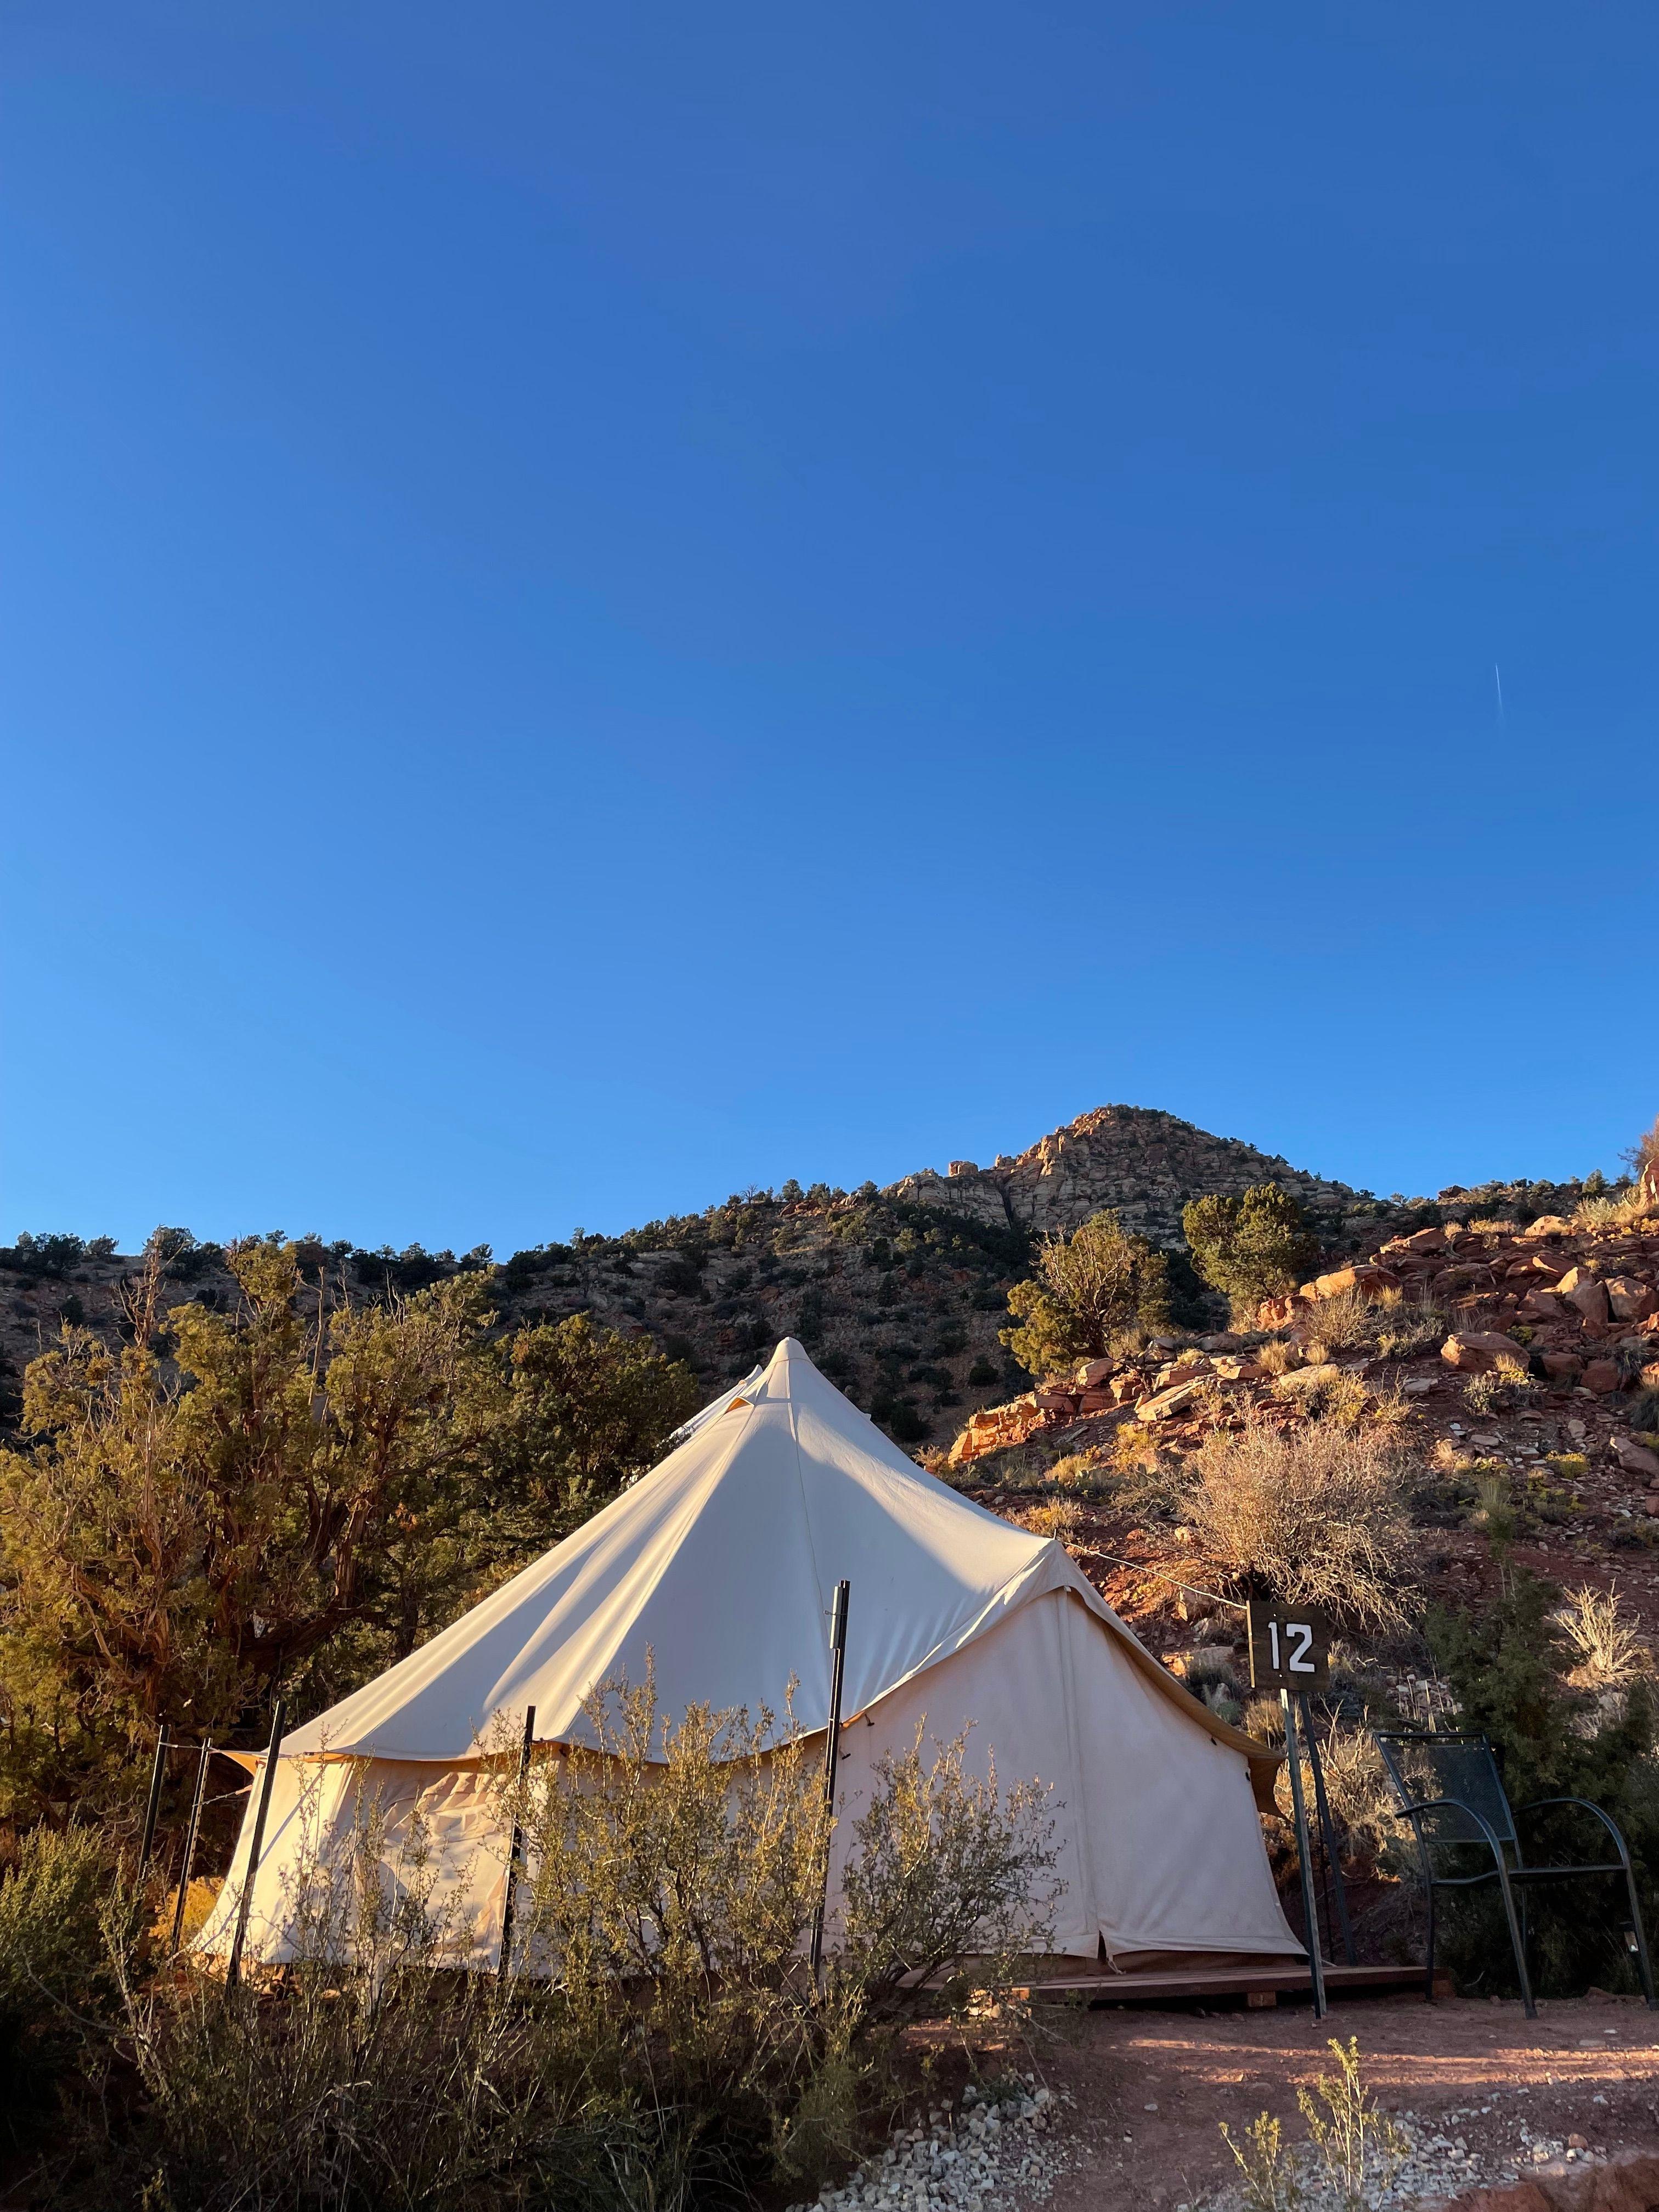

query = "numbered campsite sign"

[{"left": 1247, "top": 1599, "right": 1331, "bottom": 1691}]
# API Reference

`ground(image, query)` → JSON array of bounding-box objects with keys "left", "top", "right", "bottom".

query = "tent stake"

[
  {"left": 171, "top": 1739, "right": 213, "bottom": 1953},
  {"left": 809, "top": 1579, "right": 851, "bottom": 1989},
  {"left": 225, "top": 1701, "right": 286, "bottom": 1995},
  {"left": 498, "top": 1705, "right": 537, "bottom": 1983},
  {"left": 1281, "top": 1689, "right": 1327, "bottom": 2019},
  {"left": 138, "top": 1721, "right": 171, "bottom": 1882}
]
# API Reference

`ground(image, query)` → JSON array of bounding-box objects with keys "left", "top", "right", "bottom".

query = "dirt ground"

[{"left": 992, "top": 1989, "right": 1659, "bottom": 2209}]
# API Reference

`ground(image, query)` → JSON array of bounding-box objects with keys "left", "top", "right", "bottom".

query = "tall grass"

[{"left": 1550, "top": 1585, "right": 1648, "bottom": 1692}]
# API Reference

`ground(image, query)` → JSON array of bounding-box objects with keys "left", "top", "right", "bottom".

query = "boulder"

[
  {"left": 947, "top": 1393, "right": 1049, "bottom": 1467},
  {"left": 1443, "top": 2149, "right": 1659, "bottom": 2209},
  {"left": 1135, "top": 1377, "right": 1210, "bottom": 1423},
  {"left": 1612, "top": 1435, "right": 1659, "bottom": 1480},
  {"left": 1607, "top": 1277, "right": 1659, "bottom": 1323},
  {"left": 1592, "top": 2151, "right": 1659, "bottom": 2210},
  {"left": 1560, "top": 1271, "right": 1613, "bottom": 1327},
  {"left": 1542, "top": 1351, "right": 1584, "bottom": 1382},
  {"left": 1521, "top": 1215, "right": 1573, "bottom": 1237},
  {"left": 1442, "top": 1331, "right": 1530, "bottom": 1374},
  {"left": 1271, "top": 1361, "right": 1344, "bottom": 1395},
  {"left": 1581, "top": 1359, "right": 1621, "bottom": 1394},
  {"left": 1521, "top": 1289, "right": 1570, "bottom": 1321}
]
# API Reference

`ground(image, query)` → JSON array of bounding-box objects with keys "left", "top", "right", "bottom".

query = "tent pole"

[
  {"left": 809, "top": 1579, "right": 851, "bottom": 1989},
  {"left": 498, "top": 1705, "right": 537, "bottom": 1984},
  {"left": 1281, "top": 1689, "right": 1327, "bottom": 2019},
  {"left": 225, "top": 1701, "right": 286, "bottom": 1995},
  {"left": 137, "top": 1720, "right": 171, "bottom": 1882},
  {"left": 171, "top": 1739, "right": 213, "bottom": 1953}
]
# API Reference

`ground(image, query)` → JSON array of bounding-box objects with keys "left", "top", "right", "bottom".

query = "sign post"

[{"left": 1248, "top": 1600, "right": 1334, "bottom": 2018}]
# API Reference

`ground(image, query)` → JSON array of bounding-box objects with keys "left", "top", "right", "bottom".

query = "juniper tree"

[
  {"left": 1182, "top": 1182, "right": 1320, "bottom": 1324},
  {"left": 1000, "top": 1210, "right": 1169, "bottom": 1378}
]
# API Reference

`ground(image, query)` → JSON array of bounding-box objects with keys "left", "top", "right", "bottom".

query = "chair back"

[{"left": 1373, "top": 1730, "right": 1517, "bottom": 1850}]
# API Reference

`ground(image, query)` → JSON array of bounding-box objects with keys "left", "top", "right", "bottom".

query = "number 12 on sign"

[{"left": 1246, "top": 1599, "right": 1330, "bottom": 1690}]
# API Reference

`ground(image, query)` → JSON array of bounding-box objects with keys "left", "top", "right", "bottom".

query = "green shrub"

[
  {"left": 1428, "top": 1569, "right": 1659, "bottom": 1997},
  {"left": 1464, "top": 1357, "right": 1542, "bottom": 1417},
  {"left": 0, "top": 1231, "right": 98, "bottom": 1278},
  {"left": 880, "top": 1398, "right": 928, "bottom": 1445},
  {"left": 836, "top": 1725, "right": 1058, "bottom": 2019},
  {"left": 0, "top": 1826, "right": 116, "bottom": 2147},
  {"left": 1182, "top": 1185, "right": 1320, "bottom": 1325},
  {"left": 1000, "top": 1211, "right": 1169, "bottom": 1378},
  {"left": 966, "top": 1357, "right": 998, "bottom": 1387}
]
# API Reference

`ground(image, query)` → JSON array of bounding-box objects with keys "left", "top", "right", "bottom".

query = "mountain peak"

[{"left": 889, "top": 1103, "right": 1355, "bottom": 1246}]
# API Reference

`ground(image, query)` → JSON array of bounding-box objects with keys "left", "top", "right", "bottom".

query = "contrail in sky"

[{"left": 1494, "top": 664, "right": 1505, "bottom": 725}]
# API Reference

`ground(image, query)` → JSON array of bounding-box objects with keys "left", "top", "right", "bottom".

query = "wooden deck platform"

[{"left": 1022, "top": 1962, "right": 1445, "bottom": 2008}]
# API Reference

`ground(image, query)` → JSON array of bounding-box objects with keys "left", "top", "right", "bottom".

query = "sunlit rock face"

[{"left": 891, "top": 1104, "right": 1353, "bottom": 1245}]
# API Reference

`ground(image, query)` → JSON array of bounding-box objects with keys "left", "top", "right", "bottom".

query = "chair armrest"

[
  {"left": 1391, "top": 1796, "right": 1509, "bottom": 1861},
  {"left": 1514, "top": 1796, "right": 1635, "bottom": 1868}
]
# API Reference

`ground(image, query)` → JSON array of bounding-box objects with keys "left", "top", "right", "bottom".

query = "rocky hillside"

[
  {"left": 946, "top": 1204, "right": 1659, "bottom": 1658},
  {"left": 0, "top": 1104, "right": 1623, "bottom": 1452}
]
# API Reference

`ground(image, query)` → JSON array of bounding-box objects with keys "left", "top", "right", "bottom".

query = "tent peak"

[{"left": 747, "top": 1339, "right": 816, "bottom": 1397}]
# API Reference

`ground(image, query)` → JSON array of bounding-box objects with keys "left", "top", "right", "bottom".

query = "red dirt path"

[{"left": 1000, "top": 1992, "right": 1659, "bottom": 2209}]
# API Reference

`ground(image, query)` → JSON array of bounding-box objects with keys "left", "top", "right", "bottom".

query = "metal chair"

[{"left": 1373, "top": 1729, "right": 1656, "bottom": 2019}]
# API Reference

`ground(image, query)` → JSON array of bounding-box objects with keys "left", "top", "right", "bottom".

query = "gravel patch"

[
  {"left": 1189, "top": 2089, "right": 1618, "bottom": 2209},
  {"left": 791, "top": 2079, "right": 1072, "bottom": 2212}
]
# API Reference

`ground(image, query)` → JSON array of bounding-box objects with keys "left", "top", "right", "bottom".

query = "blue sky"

[{"left": 4, "top": 3, "right": 1656, "bottom": 1254}]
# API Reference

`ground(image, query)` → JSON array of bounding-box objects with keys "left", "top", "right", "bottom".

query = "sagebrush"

[
  {"left": 9, "top": 1679, "right": 1060, "bottom": 2210},
  {"left": 1183, "top": 1415, "right": 1413, "bottom": 1627}
]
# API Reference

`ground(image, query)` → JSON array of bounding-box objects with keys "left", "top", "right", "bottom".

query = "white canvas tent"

[{"left": 198, "top": 1339, "right": 1297, "bottom": 1970}]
